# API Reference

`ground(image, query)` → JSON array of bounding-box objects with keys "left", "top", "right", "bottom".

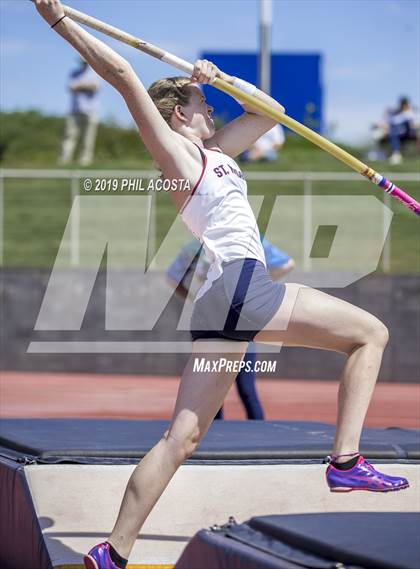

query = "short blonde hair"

[{"left": 148, "top": 77, "right": 193, "bottom": 125}]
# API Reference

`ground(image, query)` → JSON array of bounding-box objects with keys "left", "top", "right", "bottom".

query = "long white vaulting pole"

[{"left": 32, "top": 1, "right": 420, "bottom": 216}]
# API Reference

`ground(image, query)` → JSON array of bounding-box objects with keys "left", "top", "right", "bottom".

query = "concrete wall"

[{"left": 1, "top": 268, "right": 419, "bottom": 381}]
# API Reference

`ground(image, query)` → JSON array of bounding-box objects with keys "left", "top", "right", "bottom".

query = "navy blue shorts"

[{"left": 190, "top": 258, "right": 286, "bottom": 342}]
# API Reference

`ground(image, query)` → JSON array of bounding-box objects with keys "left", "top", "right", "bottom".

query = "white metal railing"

[{"left": 1, "top": 169, "right": 419, "bottom": 271}]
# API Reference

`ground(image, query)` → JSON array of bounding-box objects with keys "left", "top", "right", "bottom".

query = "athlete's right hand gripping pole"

[{"left": 45, "top": 1, "right": 420, "bottom": 216}]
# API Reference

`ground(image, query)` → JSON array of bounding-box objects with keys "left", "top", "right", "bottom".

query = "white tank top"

[{"left": 180, "top": 145, "right": 266, "bottom": 299}]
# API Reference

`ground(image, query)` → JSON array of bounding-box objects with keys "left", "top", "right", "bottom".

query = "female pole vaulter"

[{"left": 33, "top": 2, "right": 409, "bottom": 568}]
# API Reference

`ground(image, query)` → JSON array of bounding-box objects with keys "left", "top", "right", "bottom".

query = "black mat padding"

[
  {"left": 175, "top": 526, "right": 319, "bottom": 569},
  {"left": 248, "top": 513, "right": 420, "bottom": 569},
  {"left": 0, "top": 456, "right": 51, "bottom": 569},
  {"left": 0, "top": 419, "right": 418, "bottom": 464},
  {"left": 175, "top": 513, "right": 420, "bottom": 569}
]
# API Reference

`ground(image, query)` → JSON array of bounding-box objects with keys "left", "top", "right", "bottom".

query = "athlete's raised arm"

[{"left": 34, "top": 0, "right": 201, "bottom": 184}]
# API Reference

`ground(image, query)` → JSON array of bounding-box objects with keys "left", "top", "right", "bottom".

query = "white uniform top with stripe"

[{"left": 180, "top": 145, "right": 266, "bottom": 300}]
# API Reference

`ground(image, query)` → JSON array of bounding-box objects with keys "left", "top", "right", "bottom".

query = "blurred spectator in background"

[
  {"left": 240, "top": 123, "right": 285, "bottom": 163},
  {"left": 367, "top": 109, "right": 392, "bottom": 162},
  {"left": 59, "top": 57, "right": 100, "bottom": 166},
  {"left": 368, "top": 97, "right": 419, "bottom": 164},
  {"left": 166, "top": 236, "right": 294, "bottom": 420},
  {"left": 388, "top": 97, "right": 418, "bottom": 165}
]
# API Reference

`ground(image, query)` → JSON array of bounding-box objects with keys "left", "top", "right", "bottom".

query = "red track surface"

[{"left": 1, "top": 372, "right": 419, "bottom": 428}]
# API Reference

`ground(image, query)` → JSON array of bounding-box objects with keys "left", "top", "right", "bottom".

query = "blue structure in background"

[{"left": 201, "top": 52, "right": 323, "bottom": 134}]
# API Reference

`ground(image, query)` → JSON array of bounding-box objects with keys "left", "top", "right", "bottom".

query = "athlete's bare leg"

[
  {"left": 107, "top": 340, "right": 248, "bottom": 559},
  {"left": 107, "top": 283, "right": 388, "bottom": 557},
  {"left": 254, "top": 283, "right": 389, "bottom": 460}
]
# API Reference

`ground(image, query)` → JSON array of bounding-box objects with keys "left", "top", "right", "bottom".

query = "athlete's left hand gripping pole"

[{"left": 34, "top": 1, "right": 420, "bottom": 217}]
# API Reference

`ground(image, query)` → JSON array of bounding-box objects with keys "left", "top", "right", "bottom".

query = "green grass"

[
  {"left": 3, "top": 176, "right": 419, "bottom": 272},
  {"left": 0, "top": 110, "right": 152, "bottom": 168},
  {"left": 1, "top": 111, "right": 419, "bottom": 272},
  {"left": 3, "top": 179, "right": 71, "bottom": 266}
]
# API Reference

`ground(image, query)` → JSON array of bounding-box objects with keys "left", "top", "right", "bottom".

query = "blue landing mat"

[{"left": 0, "top": 419, "right": 418, "bottom": 464}]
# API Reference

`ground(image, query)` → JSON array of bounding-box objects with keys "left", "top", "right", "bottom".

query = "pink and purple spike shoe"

[
  {"left": 84, "top": 542, "right": 119, "bottom": 569},
  {"left": 326, "top": 455, "right": 409, "bottom": 492}
]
